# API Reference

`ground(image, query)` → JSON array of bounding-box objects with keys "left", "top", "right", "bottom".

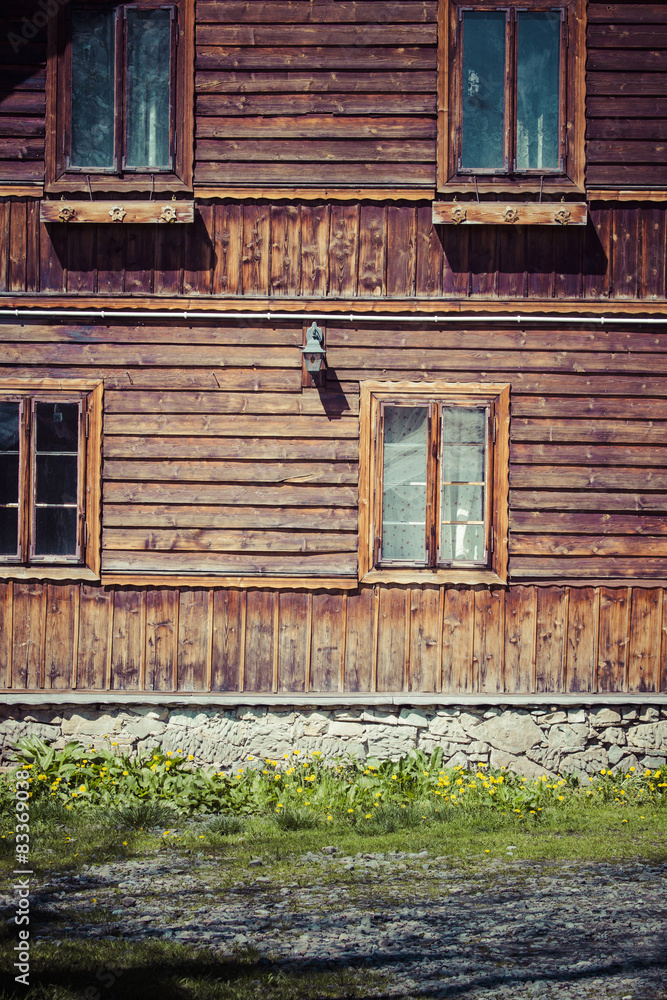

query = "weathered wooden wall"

[
  {"left": 1, "top": 581, "right": 665, "bottom": 694},
  {"left": 0, "top": 199, "right": 665, "bottom": 301},
  {"left": 3, "top": 0, "right": 667, "bottom": 191}
]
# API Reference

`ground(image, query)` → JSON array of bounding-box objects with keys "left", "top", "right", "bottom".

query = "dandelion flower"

[
  {"left": 348, "top": 808, "right": 354, "bottom": 813},
  {"left": 188, "top": 755, "right": 194, "bottom": 761},
  {"left": 366, "top": 813, "right": 371, "bottom": 819}
]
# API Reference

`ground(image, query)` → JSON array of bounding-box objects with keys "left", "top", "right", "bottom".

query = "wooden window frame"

[
  {"left": 0, "top": 380, "right": 102, "bottom": 582},
  {"left": 437, "top": 0, "right": 586, "bottom": 195},
  {"left": 46, "top": 0, "right": 194, "bottom": 195},
  {"left": 359, "top": 381, "right": 509, "bottom": 586}
]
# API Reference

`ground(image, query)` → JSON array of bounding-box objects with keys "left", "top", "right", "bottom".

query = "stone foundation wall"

[{"left": 1, "top": 702, "right": 666, "bottom": 776}]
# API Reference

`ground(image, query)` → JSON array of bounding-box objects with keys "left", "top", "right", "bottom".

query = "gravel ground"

[{"left": 9, "top": 848, "right": 667, "bottom": 999}]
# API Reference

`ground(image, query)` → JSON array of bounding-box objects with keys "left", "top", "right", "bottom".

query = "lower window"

[
  {"left": 359, "top": 381, "right": 509, "bottom": 584},
  {"left": 0, "top": 381, "right": 102, "bottom": 579}
]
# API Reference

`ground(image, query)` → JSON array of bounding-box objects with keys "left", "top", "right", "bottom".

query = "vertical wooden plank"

[
  {"left": 474, "top": 588, "right": 503, "bottom": 694},
  {"left": 310, "top": 592, "right": 344, "bottom": 693},
  {"left": 110, "top": 589, "right": 143, "bottom": 690},
  {"left": 9, "top": 200, "right": 27, "bottom": 292},
  {"left": 496, "top": 227, "right": 526, "bottom": 299},
  {"left": 26, "top": 200, "right": 40, "bottom": 292},
  {"left": 386, "top": 206, "right": 415, "bottom": 297},
  {"left": 125, "top": 225, "right": 154, "bottom": 295},
  {"left": 329, "top": 204, "right": 358, "bottom": 297},
  {"left": 241, "top": 203, "right": 270, "bottom": 295},
  {"left": 565, "top": 587, "right": 596, "bottom": 693},
  {"left": 96, "top": 221, "right": 125, "bottom": 295},
  {"left": 640, "top": 205, "right": 666, "bottom": 301},
  {"left": 525, "top": 224, "right": 554, "bottom": 299},
  {"left": 627, "top": 588, "right": 660, "bottom": 693},
  {"left": 0, "top": 202, "right": 8, "bottom": 290},
  {"left": 145, "top": 588, "right": 178, "bottom": 691},
  {"left": 67, "top": 223, "right": 96, "bottom": 294},
  {"left": 76, "top": 584, "right": 111, "bottom": 689},
  {"left": 270, "top": 204, "right": 300, "bottom": 296},
  {"left": 535, "top": 587, "right": 566, "bottom": 693},
  {"left": 504, "top": 587, "right": 535, "bottom": 693},
  {"left": 272, "top": 591, "right": 280, "bottom": 692},
  {"left": 300, "top": 203, "right": 329, "bottom": 298},
  {"left": 660, "top": 589, "right": 667, "bottom": 694},
  {"left": 154, "top": 220, "right": 182, "bottom": 296},
  {"left": 243, "top": 590, "right": 274, "bottom": 692},
  {"left": 39, "top": 220, "right": 65, "bottom": 293},
  {"left": 12, "top": 583, "right": 44, "bottom": 689},
  {"left": 211, "top": 589, "right": 242, "bottom": 691},
  {"left": 358, "top": 204, "right": 386, "bottom": 297},
  {"left": 376, "top": 585, "right": 406, "bottom": 691},
  {"left": 276, "top": 590, "right": 308, "bottom": 693},
  {"left": 597, "top": 587, "right": 628, "bottom": 693},
  {"left": 441, "top": 588, "right": 474, "bottom": 693},
  {"left": 43, "top": 584, "right": 76, "bottom": 689},
  {"left": 583, "top": 206, "right": 612, "bottom": 300},
  {"left": 184, "top": 203, "right": 214, "bottom": 295},
  {"left": 343, "top": 586, "right": 374, "bottom": 693},
  {"left": 212, "top": 202, "right": 242, "bottom": 295},
  {"left": 177, "top": 589, "right": 209, "bottom": 691},
  {"left": 0, "top": 582, "right": 13, "bottom": 689},
  {"left": 415, "top": 203, "right": 443, "bottom": 298},
  {"left": 468, "top": 225, "right": 497, "bottom": 297},
  {"left": 441, "top": 224, "right": 469, "bottom": 298},
  {"left": 408, "top": 585, "right": 440, "bottom": 693},
  {"left": 553, "top": 224, "right": 583, "bottom": 299},
  {"left": 612, "top": 206, "right": 639, "bottom": 300}
]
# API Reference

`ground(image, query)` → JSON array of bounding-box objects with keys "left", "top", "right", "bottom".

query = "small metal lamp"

[{"left": 301, "top": 322, "right": 326, "bottom": 382}]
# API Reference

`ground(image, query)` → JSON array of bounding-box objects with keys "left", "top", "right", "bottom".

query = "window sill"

[
  {"left": 40, "top": 200, "right": 195, "bottom": 225},
  {"left": 437, "top": 178, "right": 585, "bottom": 197},
  {"left": 0, "top": 567, "right": 100, "bottom": 582},
  {"left": 45, "top": 177, "right": 193, "bottom": 197},
  {"left": 360, "top": 568, "right": 507, "bottom": 586},
  {"left": 432, "top": 201, "right": 588, "bottom": 227}
]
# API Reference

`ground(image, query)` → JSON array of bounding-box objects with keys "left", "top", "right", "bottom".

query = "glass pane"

[
  {"left": 441, "top": 444, "right": 485, "bottom": 483},
  {"left": 382, "top": 406, "right": 427, "bottom": 563},
  {"left": 0, "top": 403, "right": 20, "bottom": 507},
  {"left": 36, "top": 456, "right": 78, "bottom": 505},
  {"left": 461, "top": 11, "right": 506, "bottom": 171},
  {"left": 126, "top": 9, "right": 172, "bottom": 169},
  {"left": 35, "top": 403, "right": 79, "bottom": 453},
  {"left": 441, "top": 484, "right": 484, "bottom": 524},
  {"left": 440, "top": 406, "right": 487, "bottom": 565},
  {"left": 34, "top": 508, "right": 78, "bottom": 557},
  {"left": 0, "top": 456, "right": 19, "bottom": 505},
  {"left": 441, "top": 406, "right": 486, "bottom": 444},
  {"left": 0, "top": 402, "right": 19, "bottom": 451},
  {"left": 0, "top": 508, "right": 18, "bottom": 556},
  {"left": 440, "top": 523, "right": 486, "bottom": 563},
  {"left": 516, "top": 12, "right": 561, "bottom": 171},
  {"left": 71, "top": 9, "right": 115, "bottom": 169}
]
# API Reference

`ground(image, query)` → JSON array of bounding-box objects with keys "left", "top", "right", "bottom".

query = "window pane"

[
  {"left": 35, "top": 403, "right": 79, "bottom": 453},
  {"left": 440, "top": 406, "right": 487, "bottom": 564},
  {"left": 36, "top": 456, "right": 78, "bottom": 505},
  {"left": 34, "top": 508, "right": 78, "bottom": 557},
  {"left": 125, "top": 9, "right": 172, "bottom": 169},
  {"left": 0, "top": 402, "right": 20, "bottom": 506},
  {"left": 0, "top": 508, "right": 18, "bottom": 556},
  {"left": 382, "top": 406, "right": 427, "bottom": 563},
  {"left": 516, "top": 12, "right": 561, "bottom": 171},
  {"left": 71, "top": 9, "right": 115, "bottom": 169},
  {"left": 460, "top": 11, "right": 506, "bottom": 171}
]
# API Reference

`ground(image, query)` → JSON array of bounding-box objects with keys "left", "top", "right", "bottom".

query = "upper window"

[
  {"left": 438, "top": 0, "right": 585, "bottom": 193},
  {"left": 0, "top": 382, "right": 102, "bottom": 580},
  {"left": 359, "top": 381, "right": 509, "bottom": 585},
  {"left": 47, "top": 0, "right": 193, "bottom": 193}
]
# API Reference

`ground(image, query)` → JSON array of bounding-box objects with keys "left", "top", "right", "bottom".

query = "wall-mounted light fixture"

[{"left": 301, "top": 321, "right": 326, "bottom": 386}]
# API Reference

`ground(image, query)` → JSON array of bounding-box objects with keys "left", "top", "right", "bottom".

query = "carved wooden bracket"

[
  {"left": 432, "top": 202, "right": 588, "bottom": 226},
  {"left": 40, "top": 201, "right": 195, "bottom": 224}
]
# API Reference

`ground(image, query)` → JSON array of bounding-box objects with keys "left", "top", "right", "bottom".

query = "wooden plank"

[
  {"left": 154, "top": 217, "right": 183, "bottom": 297},
  {"left": 104, "top": 436, "right": 358, "bottom": 461},
  {"left": 104, "top": 527, "right": 357, "bottom": 554},
  {"left": 343, "top": 586, "right": 374, "bottom": 692},
  {"left": 511, "top": 491, "right": 667, "bottom": 513},
  {"left": 197, "top": 93, "right": 436, "bottom": 116},
  {"left": 534, "top": 588, "right": 566, "bottom": 692},
  {"left": 597, "top": 587, "right": 628, "bottom": 693},
  {"left": 212, "top": 202, "right": 242, "bottom": 295},
  {"left": 415, "top": 203, "right": 443, "bottom": 297},
  {"left": 241, "top": 203, "right": 270, "bottom": 295},
  {"left": 0, "top": 368, "right": 299, "bottom": 392},
  {"left": 276, "top": 590, "right": 308, "bottom": 692},
  {"left": 11, "top": 582, "right": 43, "bottom": 689},
  {"left": 196, "top": 69, "right": 435, "bottom": 94},
  {"left": 145, "top": 588, "right": 178, "bottom": 691},
  {"left": 511, "top": 536, "right": 667, "bottom": 558},
  {"left": 211, "top": 588, "right": 243, "bottom": 691},
  {"left": 641, "top": 205, "right": 666, "bottom": 301},
  {"left": 512, "top": 556, "right": 667, "bottom": 579},
  {"left": 176, "top": 589, "right": 209, "bottom": 691},
  {"left": 198, "top": 137, "right": 433, "bottom": 162},
  {"left": 103, "top": 459, "right": 357, "bottom": 484},
  {"left": 270, "top": 205, "right": 300, "bottom": 296},
  {"left": 103, "top": 550, "right": 358, "bottom": 576},
  {"left": 510, "top": 511, "right": 667, "bottom": 535},
  {"left": 197, "top": 3, "right": 439, "bottom": 25},
  {"left": 298, "top": 204, "right": 328, "bottom": 298},
  {"left": 309, "top": 592, "right": 344, "bottom": 692},
  {"left": 386, "top": 206, "right": 416, "bottom": 297},
  {"left": 76, "top": 584, "right": 111, "bottom": 689},
  {"left": 583, "top": 206, "right": 612, "bottom": 300},
  {"left": 243, "top": 590, "right": 275, "bottom": 692},
  {"left": 376, "top": 585, "right": 406, "bottom": 691},
  {"left": 105, "top": 389, "right": 357, "bottom": 415},
  {"left": 511, "top": 467, "right": 667, "bottom": 490},
  {"left": 110, "top": 589, "right": 143, "bottom": 690},
  {"left": 0, "top": 583, "right": 12, "bottom": 689},
  {"left": 196, "top": 46, "right": 436, "bottom": 72},
  {"left": 433, "top": 202, "right": 587, "bottom": 226},
  {"left": 184, "top": 204, "right": 214, "bottom": 296},
  {"left": 105, "top": 481, "right": 358, "bottom": 506},
  {"left": 588, "top": 3, "right": 667, "bottom": 23},
  {"left": 329, "top": 204, "right": 358, "bottom": 297},
  {"left": 512, "top": 418, "right": 667, "bottom": 445},
  {"left": 407, "top": 585, "right": 440, "bottom": 693},
  {"left": 627, "top": 588, "right": 660, "bottom": 693},
  {"left": 504, "top": 587, "right": 535, "bottom": 693},
  {"left": 565, "top": 588, "right": 596, "bottom": 693},
  {"left": 441, "top": 588, "right": 474, "bottom": 693},
  {"left": 512, "top": 443, "right": 667, "bottom": 466},
  {"left": 40, "top": 201, "right": 195, "bottom": 224},
  {"left": 196, "top": 23, "right": 435, "bottom": 45},
  {"left": 97, "top": 218, "right": 126, "bottom": 296},
  {"left": 474, "top": 589, "right": 504, "bottom": 694},
  {"left": 661, "top": 591, "right": 667, "bottom": 694},
  {"left": 104, "top": 504, "right": 358, "bottom": 531},
  {"left": 358, "top": 205, "right": 386, "bottom": 297},
  {"left": 9, "top": 199, "right": 27, "bottom": 291},
  {"left": 587, "top": 96, "right": 667, "bottom": 118},
  {"left": 0, "top": 341, "right": 299, "bottom": 368},
  {"left": 512, "top": 397, "right": 667, "bottom": 419}
]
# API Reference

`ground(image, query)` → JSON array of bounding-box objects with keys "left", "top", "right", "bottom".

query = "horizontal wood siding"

[
  {"left": 0, "top": 199, "right": 663, "bottom": 300},
  {"left": 587, "top": 2, "right": 667, "bottom": 188},
  {"left": 1, "top": 580, "right": 665, "bottom": 694},
  {"left": 0, "top": 2, "right": 46, "bottom": 183}
]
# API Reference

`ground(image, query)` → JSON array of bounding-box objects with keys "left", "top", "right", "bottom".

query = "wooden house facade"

[{"left": 1, "top": 0, "right": 667, "bottom": 724}]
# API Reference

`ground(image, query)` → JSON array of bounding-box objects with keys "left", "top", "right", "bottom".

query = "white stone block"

[
  {"left": 567, "top": 708, "right": 587, "bottom": 724},
  {"left": 328, "top": 721, "right": 365, "bottom": 738},
  {"left": 61, "top": 712, "right": 121, "bottom": 736},
  {"left": 470, "top": 711, "right": 543, "bottom": 755},
  {"left": 547, "top": 724, "right": 588, "bottom": 751},
  {"left": 398, "top": 708, "right": 428, "bottom": 728},
  {"left": 589, "top": 707, "right": 622, "bottom": 725}
]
